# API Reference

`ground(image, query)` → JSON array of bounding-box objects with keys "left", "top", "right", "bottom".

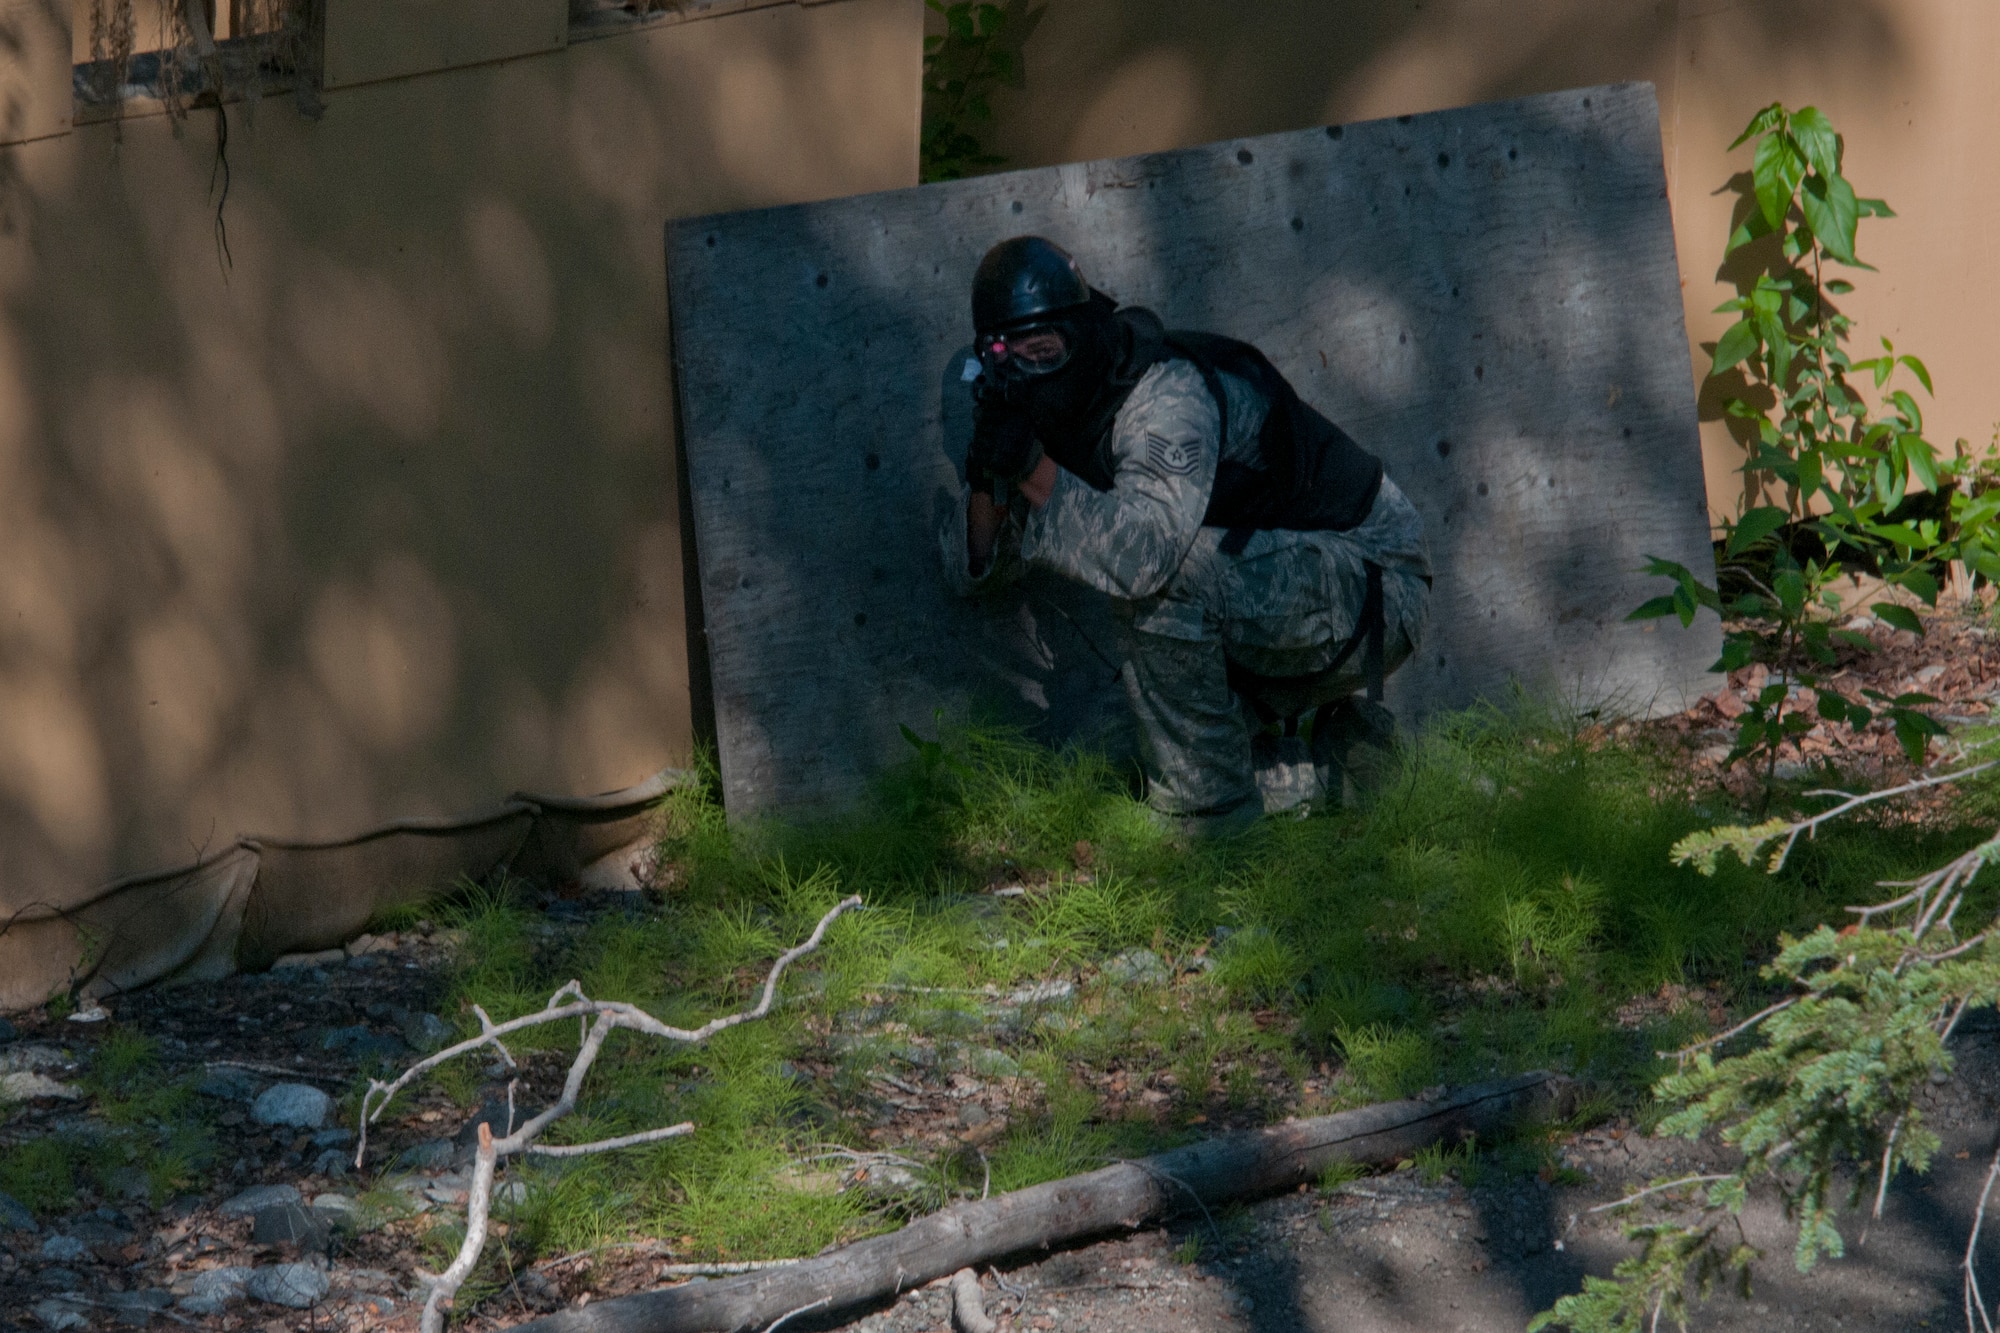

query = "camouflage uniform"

[{"left": 942, "top": 357, "right": 1432, "bottom": 821}]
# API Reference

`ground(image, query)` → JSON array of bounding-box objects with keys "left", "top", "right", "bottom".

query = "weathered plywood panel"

[
  {"left": 0, "top": 0, "right": 71, "bottom": 145},
  {"left": 669, "top": 83, "right": 1721, "bottom": 817},
  {"left": 324, "top": 0, "right": 566, "bottom": 89}
]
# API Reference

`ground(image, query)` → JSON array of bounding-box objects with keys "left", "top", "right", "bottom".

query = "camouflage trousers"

[{"left": 1116, "top": 552, "right": 1425, "bottom": 821}]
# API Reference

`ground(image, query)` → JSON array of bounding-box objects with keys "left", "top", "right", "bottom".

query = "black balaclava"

[{"left": 1012, "top": 295, "right": 1168, "bottom": 487}]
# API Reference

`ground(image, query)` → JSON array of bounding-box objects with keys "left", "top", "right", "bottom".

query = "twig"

[
  {"left": 356, "top": 898, "right": 863, "bottom": 1332},
  {"left": 1587, "top": 1173, "right": 1735, "bottom": 1215},
  {"left": 1666, "top": 999, "right": 1797, "bottom": 1062},
  {"left": 1761, "top": 761, "right": 2000, "bottom": 872},
  {"left": 1965, "top": 1141, "right": 2000, "bottom": 1333},
  {"left": 201, "top": 1059, "right": 346, "bottom": 1085},
  {"left": 421, "top": 1121, "right": 499, "bottom": 1333}
]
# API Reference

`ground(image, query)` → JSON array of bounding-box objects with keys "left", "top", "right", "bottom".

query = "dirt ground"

[{"left": 815, "top": 1024, "right": 2000, "bottom": 1333}]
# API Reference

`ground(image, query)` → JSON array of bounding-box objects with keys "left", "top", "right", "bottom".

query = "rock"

[
  {"left": 0, "top": 1043, "right": 73, "bottom": 1074},
  {"left": 310, "top": 1148, "right": 351, "bottom": 1177},
  {"left": 176, "top": 1266, "right": 253, "bottom": 1315},
  {"left": 964, "top": 1047, "right": 1022, "bottom": 1079},
  {"left": 399, "top": 1011, "right": 453, "bottom": 1052},
  {"left": 247, "top": 1261, "right": 331, "bottom": 1308},
  {"left": 311, "top": 1127, "right": 356, "bottom": 1148},
  {"left": 63, "top": 1004, "right": 108, "bottom": 1024},
  {"left": 320, "top": 1025, "right": 408, "bottom": 1063},
  {"left": 0, "top": 1191, "right": 37, "bottom": 1231},
  {"left": 0, "top": 1018, "right": 15, "bottom": 1043},
  {"left": 252, "top": 1083, "right": 332, "bottom": 1130},
  {"left": 100, "top": 1290, "right": 174, "bottom": 1325},
  {"left": 0, "top": 1072, "right": 83, "bottom": 1101},
  {"left": 218, "top": 1183, "right": 303, "bottom": 1218},
  {"left": 494, "top": 1179, "right": 529, "bottom": 1207},
  {"left": 105, "top": 1166, "right": 150, "bottom": 1200},
  {"left": 30, "top": 1297, "right": 89, "bottom": 1331},
  {"left": 253, "top": 1201, "right": 330, "bottom": 1250},
  {"left": 424, "top": 1172, "right": 471, "bottom": 1207},
  {"left": 39, "top": 1268, "right": 84, "bottom": 1289},
  {"left": 455, "top": 1096, "right": 538, "bottom": 1153},
  {"left": 1005, "top": 979, "right": 1075, "bottom": 1005},
  {"left": 38, "top": 1234, "right": 86, "bottom": 1262},
  {"left": 271, "top": 949, "right": 345, "bottom": 970},
  {"left": 309, "top": 1194, "right": 367, "bottom": 1232},
  {"left": 195, "top": 1066, "right": 262, "bottom": 1101},
  {"left": 1102, "top": 948, "right": 1170, "bottom": 985},
  {"left": 400, "top": 1138, "right": 455, "bottom": 1170}
]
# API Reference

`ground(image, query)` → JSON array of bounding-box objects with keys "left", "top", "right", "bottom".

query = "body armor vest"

[{"left": 1036, "top": 313, "right": 1384, "bottom": 538}]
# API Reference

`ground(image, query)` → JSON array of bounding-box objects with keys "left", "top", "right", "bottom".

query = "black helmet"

[{"left": 972, "top": 236, "right": 1091, "bottom": 334}]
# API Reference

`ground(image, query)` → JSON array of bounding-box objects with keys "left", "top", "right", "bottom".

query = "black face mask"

[{"left": 990, "top": 296, "right": 1167, "bottom": 472}]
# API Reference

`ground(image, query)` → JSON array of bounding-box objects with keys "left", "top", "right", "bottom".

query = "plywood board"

[
  {"left": 0, "top": 0, "right": 72, "bottom": 145},
  {"left": 324, "top": 0, "right": 566, "bottom": 89},
  {"left": 668, "top": 83, "right": 1722, "bottom": 817}
]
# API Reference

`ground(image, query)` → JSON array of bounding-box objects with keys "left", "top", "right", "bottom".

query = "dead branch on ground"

[{"left": 352, "top": 896, "right": 865, "bottom": 1333}]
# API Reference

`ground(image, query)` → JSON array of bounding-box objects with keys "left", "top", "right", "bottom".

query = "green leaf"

[
  {"left": 1788, "top": 107, "right": 1839, "bottom": 178},
  {"left": 1800, "top": 172, "right": 1860, "bottom": 265},
  {"left": 1627, "top": 595, "right": 1680, "bottom": 621},
  {"left": 1899, "top": 354, "right": 1934, "bottom": 395},
  {"left": 1773, "top": 568, "right": 1806, "bottom": 617},
  {"left": 1831, "top": 629, "right": 1875, "bottom": 652},
  {"left": 1729, "top": 102, "right": 1786, "bottom": 150},
  {"left": 1711, "top": 319, "right": 1760, "bottom": 376},
  {"left": 1891, "top": 709, "right": 1943, "bottom": 764},
  {"left": 1894, "top": 567, "right": 1940, "bottom": 605},
  {"left": 1825, "top": 278, "right": 1855, "bottom": 294},
  {"left": 1725, "top": 506, "right": 1790, "bottom": 557},
  {"left": 1753, "top": 131, "right": 1805, "bottom": 229},
  {"left": 1856, "top": 196, "right": 1895, "bottom": 218},
  {"left": 1871, "top": 602, "right": 1924, "bottom": 635}
]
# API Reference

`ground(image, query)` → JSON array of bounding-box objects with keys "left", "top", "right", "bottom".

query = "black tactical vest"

[{"left": 1036, "top": 313, "right": 1383, "bottom": 540}]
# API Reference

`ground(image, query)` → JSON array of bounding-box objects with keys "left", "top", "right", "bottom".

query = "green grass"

[
  {"left": 0, "top": 1029, "right": 216, "bottom": 1214},
  {"left": 397, "top": 706, "right": 1996, "bottom": 1271}
]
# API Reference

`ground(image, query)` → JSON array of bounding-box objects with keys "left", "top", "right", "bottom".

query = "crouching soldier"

[{"left": 939, "top": 236, "right": 1432, "bottom": 836}]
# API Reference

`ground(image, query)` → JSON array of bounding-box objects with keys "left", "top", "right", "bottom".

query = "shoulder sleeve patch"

[{"left": 1145, "top": 432, "right": 1200, "bottom": 477}]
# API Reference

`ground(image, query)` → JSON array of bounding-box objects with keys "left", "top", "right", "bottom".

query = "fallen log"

[{"left": 508, "top": 1070, "right": 1566, "bottom": 1333}]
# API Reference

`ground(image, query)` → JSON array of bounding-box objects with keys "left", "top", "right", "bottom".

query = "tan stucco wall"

[
  {"left": 975, "top": 0, "right": 2000, "bottom": 524},
  {"left": 0, "top": 0, "right": 922, "bottom": 902}
]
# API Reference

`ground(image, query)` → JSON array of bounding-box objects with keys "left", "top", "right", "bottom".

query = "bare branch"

[
  {"left": 352, "top": 896, "right": 864, "bottom": 1326},
  {"left": 420, "top": 1121, "right": 499, "bottom": 1333},
  {"left": 1587, "top": 1173, "right": 1735, "bottom": 1215},
  {"left": 1666, "top": 998, "right": 1797, "bottom": 1063},
  {"left": 1965, "top": 1142, "right": 2000, "bottom": 1333}
]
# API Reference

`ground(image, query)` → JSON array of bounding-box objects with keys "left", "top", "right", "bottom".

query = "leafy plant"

[
  {"left": 921, "top": 1, "right": 1046, "bottom": 183},
  {"left": 1535, "top": 762, "right": 2000, "bottom": 1332},
  {"left": 1631, "top": 104, "right": 1991, "bottom": 784}
]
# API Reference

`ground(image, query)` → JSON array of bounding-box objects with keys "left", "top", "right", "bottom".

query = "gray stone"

[
  {"left": 0, "top": 1190, "right": 37, "bottom": 1231},
  {"left": 251, "top": 1083, "right": 332, "bottom": 1130},
  {"left": 0, "top": 1017, "right": 15, "bottom": 1042},
  {"left": 0, "top": 1043, "right": 72, "bottom": 1073},
  {"left": 400, "top": 1138, "right": 454, "bottom": 1170},
  {"left": 1103, "top": 948, "right": 1170, "bottom": 985},
  {"left": 100, "top": 1290, "right": 174, "bottom": 1326},
  {"left": 195, "top": 1066, "right": 262, "bottom": 1102},
  {"left": 400, "top": 1011, "right": 453, "bottom": 1052},
  {"left": 964, "top": 1047, "right": 1022, "bottom": 1078},
  {"left": 0, "top": 1071, "right": 82, "bottom": 1101},
  {"left": 320, "top": 1025, "right": 408, "bottom": 1063},
  {"left": 247, "top": 1261, "right": 331, "bottom": 1309},
  {"left": 309, "top": 1193, "right": 367, "bottom": 1232},
  {"left": 176, "top": 1265, "right": 253, "bottom": 1315},
  {"left": 30, "top": 1298, "right": 89, "bottom": 1331},
  {"left": 310, "top": 1127, "right": 356, "bottom": 1148},
  {"left": 218, "top": 1183, "right": 303, "bottom": 1218},
  {"left": 39, "top": 1234, "right": 86, "bottom": 1262},
  {"left": 38, "top": 1268, "right": 83, "bottom": 1289},
  {"left": 252, "top": 1201, "right": 329, "bottom": 1249},
  {"left": 310, "top": 1148, "right": 351, "bottom": 1177}
]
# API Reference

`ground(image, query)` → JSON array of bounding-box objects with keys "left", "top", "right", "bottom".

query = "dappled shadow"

[{"left": 0, "top": 1, "right": 919, "bottom": 921}]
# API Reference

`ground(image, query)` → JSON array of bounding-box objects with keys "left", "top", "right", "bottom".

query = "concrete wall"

[
  {"left": 971, "top": 0, "right": 2000, "bottom": 522},
  {"left": 0, "top": 0, "right": 922, "bottom": 904}
]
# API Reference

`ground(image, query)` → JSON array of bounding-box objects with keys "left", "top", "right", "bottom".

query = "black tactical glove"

[{"left": 966, "top": 393, "right": 1040, "bottom": 503}]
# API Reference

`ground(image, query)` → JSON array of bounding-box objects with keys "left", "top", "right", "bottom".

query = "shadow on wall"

[
  {"left": 981, "top": 0, "right": 1909, "bottom": 168},
  {"left": 0, "top": 1, "right": 920, "bottom": 907}
]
